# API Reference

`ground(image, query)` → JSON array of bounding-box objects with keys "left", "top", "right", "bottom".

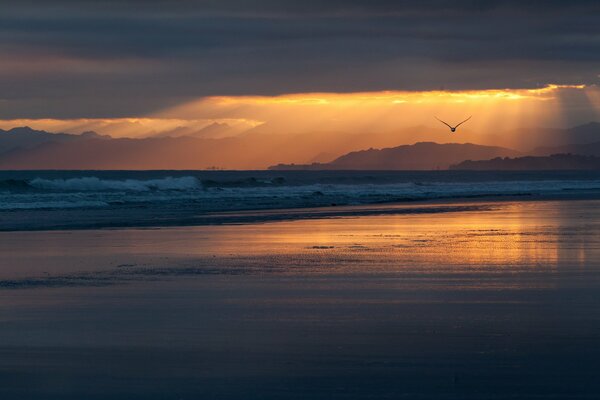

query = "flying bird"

[{"left": 435, "top": 116, "right": 472, "bottom": 132}]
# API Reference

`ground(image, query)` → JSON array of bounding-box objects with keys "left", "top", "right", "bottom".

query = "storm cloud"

[{"left": 1, "top": 0, "right": 599, "bottom": 118}]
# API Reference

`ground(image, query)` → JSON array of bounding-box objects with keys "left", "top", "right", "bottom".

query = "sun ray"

[{"left": 0, "top": 84, "right": 590, "bottom": 151}]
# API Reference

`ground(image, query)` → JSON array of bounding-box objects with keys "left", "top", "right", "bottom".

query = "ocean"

[
  {"left": 1, "top": 170, "right": 600, "bottom": 231},
  {"left": 3, "top": 171, "right": 600, "bottom": 398}
]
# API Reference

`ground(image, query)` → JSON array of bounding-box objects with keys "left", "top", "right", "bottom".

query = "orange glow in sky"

[{"left": 0, "top": 84, "right": 597, "bottom": 150}]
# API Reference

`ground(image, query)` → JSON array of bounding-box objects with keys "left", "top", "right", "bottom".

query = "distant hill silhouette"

[
  {"left": 154, "top": 122, "right": 235, "bottom": 139},
  {"left": 451, "top": 154, "right": 600, "bottom": 170},
  {"left": 0, "top": 127, "right": 107, "bottom": 155},
  {"left": 531, "top": 140, "right": 600, "bottom": 157},
  {"left": 0, "top": 126, "right": 428, "bottom": 169},
  {"left": 508, "top": 122, "right": 600, "bottom": 149},
  {"left": 269, "top": 142, "right": 521, "bottom": 170},
  {"left": 2, "top": 123, "right": 600, "bottom": 170},
  {"left": 567, "top": 122, "right": 600, "bottom": 144}
]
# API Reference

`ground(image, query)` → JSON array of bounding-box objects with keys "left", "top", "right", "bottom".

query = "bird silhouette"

[{"left": 435, "top": 116, "right": 472, "bottom": 132}]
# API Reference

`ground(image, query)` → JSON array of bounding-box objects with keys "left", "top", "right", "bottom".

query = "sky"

[{"left": 0, "top": 0, "right": 599, "bottom": 142}]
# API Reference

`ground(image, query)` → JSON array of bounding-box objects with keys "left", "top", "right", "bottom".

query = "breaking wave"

[
  {"left": 0, "top": 176, "right": 288, "bottom": 192},
  {"left": 0, "top": 200, "right": 110, "bottom": 210},
  {"left": 1, "top": 171, "right": 600, "bottom": 216},
  {"left": 28, "top": 176, "right": 200, "bottom": 192}
]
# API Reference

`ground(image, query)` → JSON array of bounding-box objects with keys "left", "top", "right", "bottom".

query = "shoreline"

[{"left": 3, "top": 190, "right": 600, "bottom": 232}]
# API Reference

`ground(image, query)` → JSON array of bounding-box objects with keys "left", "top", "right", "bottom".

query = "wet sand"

[{"left": 1, "top": 199, "right": 600, "bottom": 399}]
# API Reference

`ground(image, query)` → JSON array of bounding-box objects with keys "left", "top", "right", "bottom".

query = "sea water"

[{"left": 1, "top": 170, "right": 600, "bottom": 230}]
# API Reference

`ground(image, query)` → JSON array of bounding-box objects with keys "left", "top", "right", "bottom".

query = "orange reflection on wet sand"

[{"left": 1, "top": 200, "right": 598, "bottom": 290}]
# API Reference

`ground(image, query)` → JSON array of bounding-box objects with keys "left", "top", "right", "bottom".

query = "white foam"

[
  {"left": 0, "top": 200, "right": 110, "bottom": 210},
  {"left": 29, "top": 176, "right": 200, "bottom": 192},
  {"left": 3, "top": 175, "right": 600, "bottom": 213}
]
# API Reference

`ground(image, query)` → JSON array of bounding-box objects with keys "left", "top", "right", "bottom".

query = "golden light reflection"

[
  {"left": 207, "top": 203, "right": 556, "bottom": 266},
  {"left": 181, "top": 200, "right": 600, "bottom": 292}
]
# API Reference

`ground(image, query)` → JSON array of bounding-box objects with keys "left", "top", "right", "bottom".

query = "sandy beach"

[{"left": 1, "top": 199, "right": 600, "bottom": 399}]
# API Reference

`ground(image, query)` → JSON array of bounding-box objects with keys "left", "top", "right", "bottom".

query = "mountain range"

[
  {"left": 452, "top": 154, "right": 600, "bottom": 170},
  {"left": 270, "top": 142, "right": 521, "bottom": 170},
  {"left": 0, "top": 127, "right": 108, "bottom": 155},
  {"left": 1, "top": 123, "right": 600, "bottom": 170},
  {"left": 0, "top": 126, "right": 446, "bottom": 169},
  {"left": 531, "top": 141, "right": 600, "bottom": 157},
  {"left": 498, "top": 122, "right": 600, "bottom": 149}
]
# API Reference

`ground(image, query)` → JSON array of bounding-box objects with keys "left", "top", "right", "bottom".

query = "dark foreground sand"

[{"left": 1, "top": 199, "right": 600, "bottom": 399}]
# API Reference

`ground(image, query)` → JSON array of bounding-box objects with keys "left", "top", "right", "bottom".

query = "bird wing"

[
  {"left": 454, "top": 116, "right": 472, "bottom": 128},
  {"left": 435, "top": 116, "right": 453, "bottom": 129}
]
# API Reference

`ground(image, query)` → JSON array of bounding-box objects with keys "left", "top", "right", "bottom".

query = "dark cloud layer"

[{"left": 0, "top": 0, "right": 599, "bottom": 118}]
